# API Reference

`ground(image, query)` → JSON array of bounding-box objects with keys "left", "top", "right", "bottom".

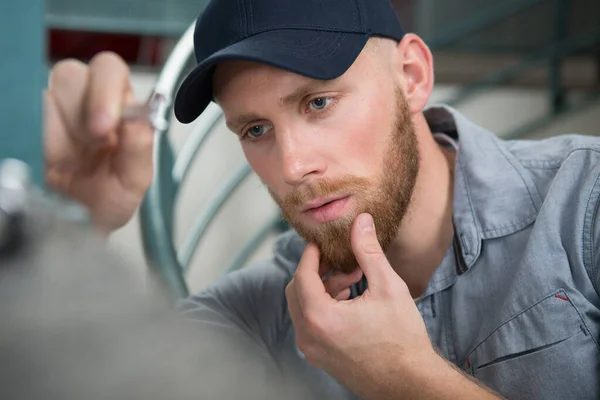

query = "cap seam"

[
  {"left": 235, "top": 0, "right": 243, "bottom": 38},
  {"left": 247, "top": 0, "right": 254, "bottom": 35},
  {"left": 354, "top": 0, "right": 367, "bottom": 31},
  {"left": 249, "top": 25, "right": 365, "bottom": 35},
  {"left": 243, "top": 0, "right": 249, "bottom": 36},
  {"left": 237, "top": 0, "right": 247, "bottom": 37},
  {"left": 240, "top": 32, "right": 350, "bottom": 58}
]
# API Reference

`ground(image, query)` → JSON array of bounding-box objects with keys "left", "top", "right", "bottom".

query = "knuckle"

[
  {"left": 295, "top": 334, "right": 321, "bottom": 365},
  {"left": 295, "top": 337, "right": 325, "bottom": 368},
  {"left": 285, "top": 280, "right": 299, "bottom": 303},
  {"left": 364, "top": 246, "right": 387, "bottom": 266},
  {"left": 361, "top": 239, "right": 383, "bottom": 256},
  {"left": 295, "top": 335, "right": 314, "bottom": 357}
]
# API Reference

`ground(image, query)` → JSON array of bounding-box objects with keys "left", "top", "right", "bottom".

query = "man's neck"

[{"left": 385, "top": 129, "right": 456, "bottom": 299}]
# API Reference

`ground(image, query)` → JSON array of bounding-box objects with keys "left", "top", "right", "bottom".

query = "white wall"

[{"left": 108, "top": 70, "right": 600, "bottom": 294}]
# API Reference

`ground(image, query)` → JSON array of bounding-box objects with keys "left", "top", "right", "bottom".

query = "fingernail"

[{"left": 359, "top": 214, "right": 374, "bottom": 232}]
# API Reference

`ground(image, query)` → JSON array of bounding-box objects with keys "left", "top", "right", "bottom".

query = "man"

[{"left": 44, "top": 0, "right": 600, "bottom": 398}]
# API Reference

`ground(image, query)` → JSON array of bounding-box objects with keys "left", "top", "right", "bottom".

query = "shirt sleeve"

[
  {"left": 172, "top": 257, "right": 300, "bottom": 398},
  {"left": 178, "top": 259, "right": 293, "bottom": 353},
  {"left": 178, "top": 230, "right": 304, "bottom": 347}
]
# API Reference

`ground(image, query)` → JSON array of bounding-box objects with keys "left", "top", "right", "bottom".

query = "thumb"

[{"left": 350, "top": 213, "right": 394, "bottom": 287}]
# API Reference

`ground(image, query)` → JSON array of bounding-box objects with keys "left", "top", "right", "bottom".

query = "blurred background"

[{"left": 1, "top": 0, "right": 599, "bottom": 298}]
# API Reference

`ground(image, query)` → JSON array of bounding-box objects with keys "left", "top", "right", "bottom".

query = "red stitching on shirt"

[
  {"left": 555, "top": 295, "right": 569, "bottom": 301},
  {"left": 466, "top": 357, "right": 471, "bottom": 369}
]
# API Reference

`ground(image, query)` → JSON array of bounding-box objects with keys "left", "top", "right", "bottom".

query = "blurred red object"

[
  {"left": 48, "top": 2, "right": 414, "bottom": 66},
  {"left": 48, "top": 29, "right": 163, "bottom": 65}
]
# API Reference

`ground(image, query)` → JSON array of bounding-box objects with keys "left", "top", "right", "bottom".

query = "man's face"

[{"left": 214, "top": 41, "right": 420, "bottom": 273}]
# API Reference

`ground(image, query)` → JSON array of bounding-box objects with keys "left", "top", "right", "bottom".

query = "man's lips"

[
  {"left": 301, "top": 195, "right": 352, "bottom": 224},
  {"left": 301, "top": 195, "right": 349, "bottom": 213}
]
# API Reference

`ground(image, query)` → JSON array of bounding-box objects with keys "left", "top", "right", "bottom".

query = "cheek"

[
  {"left": 242, "top": 144, "right": 283, "bottom": 192},
  {"left": 330, "top": 101, "right": 391, "bottom": 175}
]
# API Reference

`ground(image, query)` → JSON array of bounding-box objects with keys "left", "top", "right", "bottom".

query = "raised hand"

[
  {"left": 44, "top": 52, "right": 154, "bottom": 233},
  {"left": 286, "top": 213, "right": 501, "bottom": 400}
]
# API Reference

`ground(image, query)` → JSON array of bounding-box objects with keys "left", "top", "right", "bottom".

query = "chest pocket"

[{"left": 465, "top": 289, "right": 600, "bottom": 400}]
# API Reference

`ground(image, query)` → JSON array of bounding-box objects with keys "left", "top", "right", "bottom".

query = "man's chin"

[
  {"left": 288, "top": 224, "right": 359, "bottom": 274},
  {"left": 294, "top": 216, "right": 352, "bottom": 234},
  {"left": 319, "top": 251, "right": 360, "bottom": 274}
]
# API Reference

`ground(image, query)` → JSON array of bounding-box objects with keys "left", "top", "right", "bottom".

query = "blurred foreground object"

[{"left": 0, "top": 159, "right": 307, "bottom": 400}]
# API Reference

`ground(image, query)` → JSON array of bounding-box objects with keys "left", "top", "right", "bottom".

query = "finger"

[
  {"left": 285, "top": 279, "right": 305, "bottom": 328},
  {"left": 111, "top": 90, "right": 155, "bottom": 196},
  {"left": 44, "top": 90, "right": 77, "bottom": 170},
  {"left": 318, "top": 261, "right": 330, "bottom": 279},
  {"left": 86, "top": 52, "right": 132, "bottom": 143},
  {"left": 48, "top": 59, "right": 89, "bottom": 143},
  {"left": 334, "top": 288, "right": 351, "bottom": 301},
  {"left": 350, "top": 213, "right": 394, "bottom": 288},
  {"left": 294, "top": 243, "right": 333, "bottom": 312},
  {"left": 322, "top": 268, "right": 363, "bottom": 298}
]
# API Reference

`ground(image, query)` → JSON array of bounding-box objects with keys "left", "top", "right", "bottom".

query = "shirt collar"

[{"left": 424, "top": 105, "right": 543, "bottom": 270}]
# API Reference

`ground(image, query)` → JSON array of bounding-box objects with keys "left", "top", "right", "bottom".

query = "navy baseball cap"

[{"left": 173, "top": 0, "right": 406, "bottom": 124}]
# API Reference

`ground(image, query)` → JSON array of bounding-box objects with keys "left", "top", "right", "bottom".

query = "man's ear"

[{"left": 392, "top": 34, "right": 434, "bottom": 114}]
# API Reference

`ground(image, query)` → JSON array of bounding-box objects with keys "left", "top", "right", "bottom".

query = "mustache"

[{"left": 278, "top": 175, "right": 371, "bottom": 210}]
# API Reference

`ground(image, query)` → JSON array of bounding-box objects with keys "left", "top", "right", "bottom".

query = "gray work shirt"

[{"left": 179, "top": 105, "right": 600, "bottom": 399}]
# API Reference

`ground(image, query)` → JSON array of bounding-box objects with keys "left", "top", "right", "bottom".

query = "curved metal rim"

[
  {"left": 225, "top": 214, "right": 284, "bottom": 274},
  {"left": 177, "top": 163, "right": 253, "bottom": 270},
  {"left": 172, "top": 103, "right": 224, "bottom": 192},
  {"left": 139, "top": 134, "right": 189, "bottom": 299}
]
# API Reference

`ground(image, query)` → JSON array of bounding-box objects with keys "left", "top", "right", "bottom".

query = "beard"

[{"left": 270, "top": 89, "right": 420, "bottom": 274}]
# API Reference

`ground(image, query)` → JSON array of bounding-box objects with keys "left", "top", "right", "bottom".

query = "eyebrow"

[
  {"left": 279, "top": 81, "right": 321, "bottom": 107},
  {"left": 228, "top": 113, "right": 264, "bottom": 132},
  {"left": 226, "top": 80, "right": 330, "bottom": 131}
]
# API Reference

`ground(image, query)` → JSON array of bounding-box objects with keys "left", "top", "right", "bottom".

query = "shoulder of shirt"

[
  {"left": 502, "top": 133, "right": 600, "bottom": 216},
  {"left": 502, "top": 133, "right": 600, "bottom": 170},
  {"left": 495, "top": 132, "right": 600, "bottom": 230}
]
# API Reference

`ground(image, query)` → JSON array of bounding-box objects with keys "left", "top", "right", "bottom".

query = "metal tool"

[{"left": 122, "top": 91, "right": 170, "bottom": 132}]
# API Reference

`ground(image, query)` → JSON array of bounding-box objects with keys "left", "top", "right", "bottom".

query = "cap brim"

[{"left": 174, "top": 29, "right": 369, "bottom": 124}]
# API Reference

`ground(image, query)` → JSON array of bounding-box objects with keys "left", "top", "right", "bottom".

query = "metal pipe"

[{"left": 178, "top": 163, "right": 252, "bottom": 270}]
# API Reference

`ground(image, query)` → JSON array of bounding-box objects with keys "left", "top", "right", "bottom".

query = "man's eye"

[
  {"left": 309, "top": 97, "right": 332, "bottom": 111},
  {"left": 245, "top": 124, "right": 272, "bottom": 139}
]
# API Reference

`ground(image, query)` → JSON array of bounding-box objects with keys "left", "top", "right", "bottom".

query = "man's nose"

[{"left": 278, "top": 130, "right": 326, "bottom": 186}]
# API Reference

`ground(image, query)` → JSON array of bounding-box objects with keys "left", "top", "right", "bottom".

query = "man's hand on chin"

[{"left": 285, "top": 213, "right": 503, "bottom": 400}]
